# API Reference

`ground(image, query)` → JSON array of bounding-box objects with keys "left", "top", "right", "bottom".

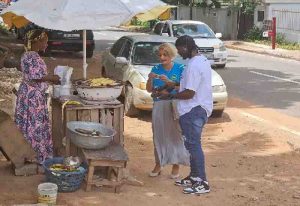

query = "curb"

[{"left": 226, "top": 44, "right": 300, "bottom": 62}]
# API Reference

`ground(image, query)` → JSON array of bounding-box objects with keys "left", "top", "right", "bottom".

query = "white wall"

[
  {"left": 176, "top": 6, "right": 238, "bottom": 40},
  {"left": 254, "top": 5, "right": 265, "bottom": 29},
  {"left": 256, "top": 3, "right": 300, "bottom": 43},
  {"left": 267, "top": 3, "right": 300, "bottom": 43}
]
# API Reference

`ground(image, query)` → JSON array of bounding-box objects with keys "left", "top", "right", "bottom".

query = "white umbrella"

[{"left": 2, "top": 0, "right": 168, "bottom": 79}]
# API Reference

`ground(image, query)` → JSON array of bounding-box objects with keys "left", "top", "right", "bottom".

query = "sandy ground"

[{"left": 0, "top": 50, "right": 300, "bottom": 206}]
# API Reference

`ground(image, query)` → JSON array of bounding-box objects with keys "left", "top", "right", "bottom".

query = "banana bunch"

[
  {"left": 62, "top": 100, "right": 81, "bottom": 111},
  {"left": 49, "top": 164, "right": 78, "bottom": 172},
  {"left": 89, "top": 78, "right": 116, "bottom": 87}
]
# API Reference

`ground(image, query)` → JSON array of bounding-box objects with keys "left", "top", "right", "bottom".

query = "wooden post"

[
  {"left": 190, "top": 0, "right": 193, "bottom": 20},
  {"left": 272, "top": 17, "right": 276, "bottom": 50}
]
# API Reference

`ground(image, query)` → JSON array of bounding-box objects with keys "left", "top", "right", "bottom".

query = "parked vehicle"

[
  {"left": 101, "top": 34, "right": 228, "bottom": 117},
  {"left": 152, "top": 20, "right": 227, "bottom": 68},
  {"left": 14, "top": 23, "right": 95, "bottom": 57}
]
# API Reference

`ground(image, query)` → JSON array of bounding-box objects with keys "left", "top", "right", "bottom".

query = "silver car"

[
  {"left": 101, "top": 34, "right": 227, "bottom": 117},
  {"left": 152, "top": 20, "right": 228, "bottom": 68}
]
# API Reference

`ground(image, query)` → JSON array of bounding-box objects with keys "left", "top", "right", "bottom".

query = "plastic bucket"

[
  {"left": 53, "top": 85, "right": 60, "bottom": 98},
  {"left": 38, "top": 182, "right": 58, "bottom": 205},
  {"left": 60, "top": 85, "right": 72, "bottom": 96}
]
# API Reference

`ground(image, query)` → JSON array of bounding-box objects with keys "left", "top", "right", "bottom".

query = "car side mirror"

[
  {"left": 115, "top": 57, "right": 129, "bottom": 65},
  {"left": 161, "top": 32, "right": 169, "bottom": 37},
  {"left": 215, "top": 33, "right": 222, "bottom": 38}
]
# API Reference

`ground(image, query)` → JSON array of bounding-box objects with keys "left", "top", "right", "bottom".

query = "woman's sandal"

[
  {"left": 170, "top": 173, "right": 180, "bottom": 179},
  {"left": 149, "top": 170, "right": 161, "bottom": 177}
]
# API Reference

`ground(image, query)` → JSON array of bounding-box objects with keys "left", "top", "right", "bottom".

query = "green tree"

[{"left": 223, "top": 0, "right": 262, "bottom": 14}]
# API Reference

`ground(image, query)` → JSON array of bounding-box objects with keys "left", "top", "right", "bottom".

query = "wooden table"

[
  {"left": 82, "top": 144, "right": 128, "bottom": 192},
  {"left": 51, "top": 98, "right": 124, "bottom": 156}
]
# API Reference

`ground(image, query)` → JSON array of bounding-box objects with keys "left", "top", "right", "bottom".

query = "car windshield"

[
  {"left": 132, "top": 42, "right": 162, "bottom": 65},
  {"left": 172, "top": 23, "right": 215, "bottom": 38}
]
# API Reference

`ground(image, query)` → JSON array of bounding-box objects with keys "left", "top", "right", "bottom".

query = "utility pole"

[
  {"left": 190, "top": 0, "right": 194, "bottom": 20},
  {"left": 230, "top": 0, "right": 236, "bottom": 40}
]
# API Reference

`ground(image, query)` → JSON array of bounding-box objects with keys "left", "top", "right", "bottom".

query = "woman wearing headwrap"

[{"left": 15, "top": 29, "right": 60, "bottom": 164}]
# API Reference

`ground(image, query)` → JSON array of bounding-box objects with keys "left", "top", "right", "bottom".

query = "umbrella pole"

[{"left": 83, "top": 30, "right": 87, "bottom": 79}]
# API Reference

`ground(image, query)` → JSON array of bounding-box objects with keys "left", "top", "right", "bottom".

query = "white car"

[
  {"left": 152, "top": 20, "right": 228, "bottom": 68},
  {"left": 101, "top": 34, "right": 227, "bottom": 117}
]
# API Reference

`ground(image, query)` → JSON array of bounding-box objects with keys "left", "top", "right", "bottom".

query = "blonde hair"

[{"left": 158, "top": 43, "right": 177, "bottom": 59}]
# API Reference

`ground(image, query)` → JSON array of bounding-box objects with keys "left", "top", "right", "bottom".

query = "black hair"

[{"left": 175, "top": 35, "right": 198, "bottom": 58}]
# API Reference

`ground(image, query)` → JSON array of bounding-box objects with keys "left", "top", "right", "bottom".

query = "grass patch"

[
  {"left": 247, "top": 39, "right": 300, "bottom": 50},
  {"left": 244, "top": 26, "right": 300, "bottom": 50}
]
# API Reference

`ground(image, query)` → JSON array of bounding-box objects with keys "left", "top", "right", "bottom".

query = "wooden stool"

[{"left": 82, "top": 144, "right": 128, "bottom": 193}]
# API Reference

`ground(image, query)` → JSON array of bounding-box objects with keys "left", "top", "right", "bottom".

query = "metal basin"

[{"left": 67, "top": 121, "right": 115, "bottom": 149}]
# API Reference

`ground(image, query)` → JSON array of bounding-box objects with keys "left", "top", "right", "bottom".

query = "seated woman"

[{"left": 146, "top": 43, "right": 189, "bottom": 179}]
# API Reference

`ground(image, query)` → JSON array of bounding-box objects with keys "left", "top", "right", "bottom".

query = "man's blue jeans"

[{"left": 179, "top": 106, "right": 208, "bottom": 181}]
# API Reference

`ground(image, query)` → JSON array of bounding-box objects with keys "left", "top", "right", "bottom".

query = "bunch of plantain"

[
  {"left": 89, "top": 78, "right": 116, "bottom": 87},
  {"left": 49, "top": 164, "right": 79, "bottom": 172}
]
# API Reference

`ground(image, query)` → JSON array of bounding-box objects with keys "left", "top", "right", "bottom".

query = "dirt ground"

[{"left": 0, "top": 44, "right": 300, "bottom": 206}]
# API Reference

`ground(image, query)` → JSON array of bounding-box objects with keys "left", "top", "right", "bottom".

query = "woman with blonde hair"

[{"left": 146, "top": 43, "right": 189, "bottom": 178}]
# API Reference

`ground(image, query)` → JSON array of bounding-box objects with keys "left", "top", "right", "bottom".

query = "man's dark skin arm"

[
  {"left": 172, "top": 89, "right": 195, "bottom": 100},
  {"left": 158, "top": 89, "right": 195, "bottom": 100}
]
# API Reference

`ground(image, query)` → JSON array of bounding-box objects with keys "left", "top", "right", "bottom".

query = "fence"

[
  {"left": 174, "top": 6, "right": 238, "bottom": 40},
  {"left": 272, "top": 9, "right": 300, "bottom": 43},
  {"left": 272, "top": 9, "right": 300, "bottom": 32}
]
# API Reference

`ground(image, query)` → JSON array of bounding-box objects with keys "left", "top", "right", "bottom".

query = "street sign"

[
  {"left": 263, "top": 31, "right": 269, "bottom": 37},
  {"left": 262, "top": 30, "right": 272, "bottom": 38}
]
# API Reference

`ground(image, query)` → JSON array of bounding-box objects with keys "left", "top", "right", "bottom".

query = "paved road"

[{"left": 217, "top": 49, "right": 300, "bottom": 118}]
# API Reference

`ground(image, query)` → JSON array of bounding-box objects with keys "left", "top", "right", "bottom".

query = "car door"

[
  {"left": 114, "top": 39, "right": 133, "bottom": 81},
  {"left": 161, "top": 22, "right": 172, "bottom": 37},
  {"left": 105, "top": 38, "right": 127, "bottom": 78},
  {"left": 153, "top": 22, "right": 164, "bottom": 35}
]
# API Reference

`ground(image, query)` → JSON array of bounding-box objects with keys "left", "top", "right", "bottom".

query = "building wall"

[
  {"left": 175, "top": 6, "right": 238, "bottom": 40},
  {"left": 267, "top": 3, "right": 300, "bottom": 43}
]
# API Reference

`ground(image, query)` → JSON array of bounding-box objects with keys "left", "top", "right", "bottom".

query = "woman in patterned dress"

[
  {"left": 15, "top": 29, "right": 60, "bottom": 164},
  {"left": 146, "top": 43, "right": 190, "bottom": 179}
]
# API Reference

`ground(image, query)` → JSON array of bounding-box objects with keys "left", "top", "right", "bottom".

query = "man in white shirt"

[{"left": 168, "top": 35, "right": 213, "bottom": 195}]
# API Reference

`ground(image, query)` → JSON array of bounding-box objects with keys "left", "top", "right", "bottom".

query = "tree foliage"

[
  {"left": 223, "top": 0, "right": 262, "bottom": 14},
  {"left": 161, "top": 0, "right": 261, "bottom": 14}
]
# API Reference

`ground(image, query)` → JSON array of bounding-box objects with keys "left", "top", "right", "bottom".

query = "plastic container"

[
  {"left": 53, "top": 85, "right": 60, "bottom": 98},
  {"left": 60, "top": 84, "right": 72, "bottom": 96},
  {"left": 52, "top": 85, "right": 72, "bottom": 98},
  {"left": 38, "top": 182, "right": 58, "bottom": 205}
]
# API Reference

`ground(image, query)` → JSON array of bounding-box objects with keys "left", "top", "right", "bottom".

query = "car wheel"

[
  {"left": 211, "top": 109, "right": 224, "bottom": 118},
  {"left": 86, "top": 49, "right": 94, "bottom": 58},
  {"left": 124, "top": 86, "right": 139, "bottom": 117},
  {"left": 217, "top": 64, "right": 226, "bottom": 68}
]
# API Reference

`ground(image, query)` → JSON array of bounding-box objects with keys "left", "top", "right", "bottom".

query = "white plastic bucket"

[
  {"left": 52, "top": 85, "right": 72, "bottom": 98},
  {"left": 38, "top": 182, "right": 58, "bottom": 205},
  {"left": 53, "top": 85, "right": 60, "bottom": 98},
  {"left": 60, "top": 85, "right": 72, "bottom": 96}
]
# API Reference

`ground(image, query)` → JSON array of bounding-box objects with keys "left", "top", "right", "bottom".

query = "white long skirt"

[{"left": 152, "top": 100, "right": 190, "bottom": 166}]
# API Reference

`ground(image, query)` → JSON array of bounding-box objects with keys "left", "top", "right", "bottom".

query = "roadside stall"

[
  {"left": 51, "top": 75, "right": 127, "bottom": 192},
  {"left": 1, "top": 0, "right": 173, "bottom": 199}
]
